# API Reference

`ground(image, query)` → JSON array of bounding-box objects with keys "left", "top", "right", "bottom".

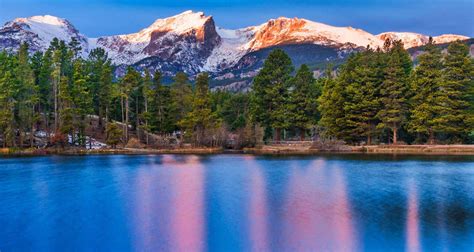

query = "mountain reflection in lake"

[{"left": 0, "top": 154, "right": 473, "bottom": 251}]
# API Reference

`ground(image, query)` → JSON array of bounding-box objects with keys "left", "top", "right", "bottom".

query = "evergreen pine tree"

[
  {"left": 106, "top": 122, "right": 123, "bottom": 149},
  {"left": 16, "top": 43, "right": 39, "bottom": 147},
  {"left": 216, "top": 92, "right": 250, "bottom": 131},
  {"left": 432, "top": 41, "right": 474, "bottom": 142},
  {"left": 51, "top": 46, "right": 63, "bottom": 133},
  {"left": 290, "top": 64, "right": 317, "bottom": 140},
  {"left": 99, "top": 63, "right": 113, "bottom": 126},
  {"left": 318, "top": 65, "right": 347, "bottom": 140},
  {"left": 57, "top": 76, "right": 73, "bottom": 146},
  {"left": 344, "top": 50, "right": 385, "bottom": 144},
  {"left": 376, "top": 40, "right": 412, "bottom": 144},
  {"left": 68, "top": 37, "right": 82, "bottom": 59},
  {"left": 150, "top": 71, "right": 174, "bottom": 133},
  {"left": 71, "top": 59, "right": 92, "bottom": 146},
  {"left": 170, "top": 72, "right": 193, "bottom": 137},
  {"left": 408, "top": 38, "right": 444, "bottom": 144},
  {"left": 0, "top": 52, "right": 17, "bottom": 147},
  {"left": 121, "top": 67, "right": 141, "bottom": 142},
  {"left": 141, "top": 70, "right": 153, "bottom": 145},
  {"left": 468, "top": 58, "right": 474, "bottom": 141},
  {"left": 36, "top": 49, "right": 53, "bottom": 133},
  {"left": 180, "top": 73, "right": 217, "bottom": 146},
  {"left": 88, "top": 48, "right": 111, "bottom": 126},
  {"left": 251, "top": 49, "right": 293, "bottom": 142}
]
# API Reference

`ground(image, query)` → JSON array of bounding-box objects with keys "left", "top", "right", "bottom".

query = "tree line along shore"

[{"left": 0, "top": 37, "right": 473, "bottom": 155}]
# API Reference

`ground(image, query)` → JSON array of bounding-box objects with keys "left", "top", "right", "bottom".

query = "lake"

[{"left": 0, "top": 154, "right": 473, "bottom": 251}]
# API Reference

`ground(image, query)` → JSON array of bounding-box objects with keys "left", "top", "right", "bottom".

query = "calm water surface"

[{"left": 0, "top": 154, "right": 473, "bottom": 251}]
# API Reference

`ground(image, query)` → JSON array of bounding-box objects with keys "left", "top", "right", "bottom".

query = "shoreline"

[
  {"left": 243, "top": 144, "right": 474, "bottom": 156},
  {"left": 1, "top": 144, "right": 474, "bottom": 157}
]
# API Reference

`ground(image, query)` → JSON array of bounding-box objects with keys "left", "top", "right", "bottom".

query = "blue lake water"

[{"left": 0, "top": 154, "right": 473, "bottom": 251}]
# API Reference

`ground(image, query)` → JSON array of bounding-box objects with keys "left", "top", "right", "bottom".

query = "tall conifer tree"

[
  {"left": 251, "top": 49, "right": 293, "bottom": 142},
  {"left": 377, "top": 40, "right": 412, "bottom": 144},
  {"left": 16, "top": 43, "right": 38, "bottom": 147},
  {"left": 409, "top": 38, "right": 444, "bottom": 144},
  {"left": 290, "top": 64, "right": 317, "bottom": 140},
  {"left": 432, "top": 41, "right": 474, "bottom": 142},
  {"left": 318, "top": 65, "right": 347, "bottom": 140},
  {"left": 170, "top": 72, "right": 193, "bottom": 137},
  {"left": 121, "top": 67, "right": 141, "bottom": 142},
  {"left": 180, "top": 73, "right": 216, "bottom": 145}
]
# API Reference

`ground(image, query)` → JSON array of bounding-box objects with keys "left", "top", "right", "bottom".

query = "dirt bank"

[{"left": 243, "top": 144, "right": 474, "bottom": 155}]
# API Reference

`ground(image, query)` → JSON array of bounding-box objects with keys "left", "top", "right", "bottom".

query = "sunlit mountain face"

[{"left": 1, "top": 11, "right": 471, "bottom": 91}]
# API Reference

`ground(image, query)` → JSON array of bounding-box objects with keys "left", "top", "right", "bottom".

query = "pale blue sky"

[{"left": 0, "top": 0, "right": 473, "bottom": 37}]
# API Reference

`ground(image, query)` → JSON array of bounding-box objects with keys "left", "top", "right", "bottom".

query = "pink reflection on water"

[
  {"left": 406, "top": 179, "right": 421, "bottom": 252},
  {"left": 283, "top": 165, "right": 323, "bottom": 250},
  {"left": 282, "top": 160, "right": 357, "bottom": 251},
  {"left": 133, "top": 162, "right": 154, "bottom": 250},
  {"left": 332, "top": 167, "right": 357, "bottom": 251},
  {"left": 247, "top": 156, "right": 269, "bottom": 251},
  {"left": 167, "top": 155, "right": 206, "bottom": 252}
]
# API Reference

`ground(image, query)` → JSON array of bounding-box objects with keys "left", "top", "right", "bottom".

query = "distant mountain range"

[{"left": 0, "top": 10, "right": 472, "bottom": 90}]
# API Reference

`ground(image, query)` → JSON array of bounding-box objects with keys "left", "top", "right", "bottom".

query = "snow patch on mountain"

[
  {"left": 377, "top": 32, "right": 469, "bottom": 48},
  {"left": 202, "top": 27, "right": 257, "bottom": 71},
  {"left": 433, "top": 34, "right": 470, "bottom": 44},
  {"left": 293, "top": 18, "right": 382, "bottom": 48}
]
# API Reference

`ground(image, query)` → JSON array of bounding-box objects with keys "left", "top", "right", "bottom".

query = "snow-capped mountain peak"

[
  {"left": 0, "top": 14, "right": 88, "bottom": 52},
  {"left": 148, "top": 10, "right": 210, "bottom": 34},
  {"left": 245, "top": 17, "right": 383, "bottom": 51},
  {"left": 20, "top": 15, "right": 67, "bottom": 26},
  {"left": 114, "top": 10, "right": 212, "bottom": 45},
  {"left": 92, "top": 10, "right": 220, "bottom": 71}
]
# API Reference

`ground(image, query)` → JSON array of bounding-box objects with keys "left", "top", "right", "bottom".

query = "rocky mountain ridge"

[{"left": 0, "top": 11, "right": 471, "bottom": 90}]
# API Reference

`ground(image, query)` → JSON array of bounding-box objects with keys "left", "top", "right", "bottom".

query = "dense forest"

[{"left": 0, "top": 37, "right": 473, "bottom": 149}]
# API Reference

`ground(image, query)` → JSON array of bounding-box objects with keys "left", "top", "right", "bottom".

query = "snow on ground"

[
  {"left": 34, "top": 130, "right": 48, "bottom": 138},
  {"left": 67, "top": 135, "right": 107, "bottom": 150},
  {"left": 85, "top": 137, "right": 107, "bottom": 150},
  {"left": 34, "top": 131, "right": 106, "bottom": 149}
]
